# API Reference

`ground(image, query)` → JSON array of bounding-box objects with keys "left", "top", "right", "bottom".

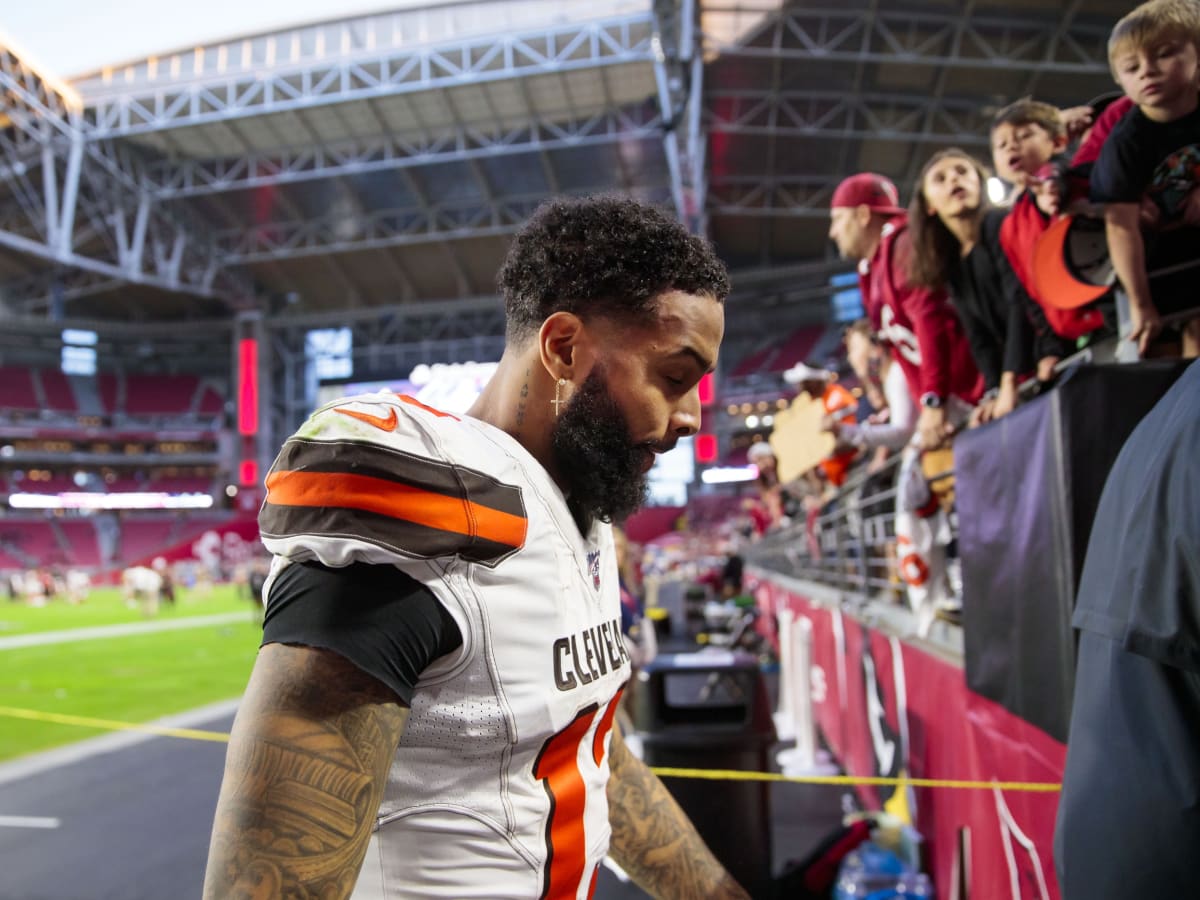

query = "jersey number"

[{"left": 532, "top": 689, "right": 624, "bottom": 900}]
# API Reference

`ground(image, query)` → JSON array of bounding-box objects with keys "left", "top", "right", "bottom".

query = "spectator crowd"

[{"left": 734, "top": 0, "right": 1200, "bottom": 634}]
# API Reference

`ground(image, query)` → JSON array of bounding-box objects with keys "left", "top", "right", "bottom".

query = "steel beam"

[
  {"left": 0, "top": 42, "right": 80, "bottom": 142},
  {"left": 1, "top": 38, "right": 255, "bottom": 309},
  {"left": 1022, "top": 0, "right": 1088, "bottom": 98},
  {"left": 80, "top": 14, "right": 658, "bottom": 138},
  {"left": 146, "top": 105, "right": 664, "bottom": 198},
  {"left": 898, "top": 0, "right": 980, "bottom": 189},
  {"left": 217, "top": 195, "right": 544, "bottom": 264},
  {"left": 706, "top": 174, "right": 843, "bottom": 218},
  {"left": 704, "top": 7, "right": 1110, "bottom": 74},
  {"left": 707, "top": 89, "right": 990, "bottom": 146},
  {"left": 0, "top": 267, "right": 122, "bottom": 313}
]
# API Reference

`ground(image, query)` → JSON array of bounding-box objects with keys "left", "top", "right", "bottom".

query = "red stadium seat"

[
  {"left": 39, "top": 370, "right": 79, "bottom": 413},
  {"left": 0, "top": 366, "right": 40, "bottom": 411},
  {"left": 124, "top": 374, "right": 201, "bottom": 416}
]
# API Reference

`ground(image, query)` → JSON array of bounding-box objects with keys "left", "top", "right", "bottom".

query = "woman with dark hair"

[{"left": 908, "top": 149, "right": 1067, "bottom": 424}]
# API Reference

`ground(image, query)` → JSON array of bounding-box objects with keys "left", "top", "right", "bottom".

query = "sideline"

[
  {"left": 0, "top": 698, "right": 241, "bottom": 787},
  {"left": 0, "top": 701, "right": 1061, "bottom": 793},
  {"left": 0, "top": 611, "right": 256, "bottom": 650}
]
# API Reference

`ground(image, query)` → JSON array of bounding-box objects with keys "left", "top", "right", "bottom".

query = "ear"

[
  {"left": 855, "top": 204, "right": 873, "bottom": 227},
  {"left": 538, "top": 311, "right": 588, "bottom": 381},
  {"left": 1052, "top": 131, "right": 1069, "bottom": 153}
]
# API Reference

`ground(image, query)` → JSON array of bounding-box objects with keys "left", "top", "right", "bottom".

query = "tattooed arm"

[
  {"left": 606, "top": 724, "right": 750, "bottom": 900},
  {"left": 202, "top": 642, "right": 407, "bottom": 899}
]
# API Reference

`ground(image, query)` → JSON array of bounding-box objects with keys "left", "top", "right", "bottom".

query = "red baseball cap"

[
  {"left": 831, "top": 173, "right": 905, "bottom": 215},
  {"left": 1032, "top": 214, "right": 1115, "bottom": 310}
]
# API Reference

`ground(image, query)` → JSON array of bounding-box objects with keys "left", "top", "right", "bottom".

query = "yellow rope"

[
  {"left": 651, "top": 766, "right": 1060, "bottom": 792},
  {"left": 0, "top": 704, "right": 231, "bottom": 744},
  {"left": 0, "top": 705, "right": 1061, "bottom": 792}
]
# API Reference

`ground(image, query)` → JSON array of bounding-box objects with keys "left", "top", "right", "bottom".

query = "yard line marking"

[
  {"left": 0, "top": 611, "right": 256, "bottom": 650},
  {"left": 0, "top": 700, "right": 1065, "bottom": 793},
  {"left": 0, "top": 815, "right": 61, "bottom": 829},
  {"left": 0, "top": 698, "right": 241, "bottom": 787},
  {"left": 0, "top": 706, "right": 231, "bottom": 743}
]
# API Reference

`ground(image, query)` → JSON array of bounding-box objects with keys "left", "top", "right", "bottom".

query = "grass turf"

[
  {"left": 0, "top": 584, "right": 262, "bottom": 762},
  {"left": 0, "top": 584, "right": 258, "bottom": 635}
]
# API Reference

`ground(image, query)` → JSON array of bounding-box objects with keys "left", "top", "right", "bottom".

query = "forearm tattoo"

[
  {"left": 203, "top": 644, "right": 407, "bottom": 899},
  {"left": 606, "top": 731, "right": 750, "bottom": 900}
]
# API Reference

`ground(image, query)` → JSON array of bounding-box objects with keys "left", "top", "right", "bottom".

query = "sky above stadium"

[{"left": 3, "top": 0, "right": 417, "bottom": 78}]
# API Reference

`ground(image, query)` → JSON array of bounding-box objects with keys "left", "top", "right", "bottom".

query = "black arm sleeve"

[
  {"left": 262, "top": 560, "right": 463, "bottom": 705},
  {"left": 981, "top": 211, "right": 1036, "bottom": 377},
  {"left": 948, "top": 273, "right": 1002, "bottom": 392}
]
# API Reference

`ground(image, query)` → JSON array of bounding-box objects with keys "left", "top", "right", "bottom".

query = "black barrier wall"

[{"left": 955, "top": 361, "right": 1188, "bottom": 742}]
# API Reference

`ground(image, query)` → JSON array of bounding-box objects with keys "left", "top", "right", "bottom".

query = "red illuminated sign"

[
  {"left": 239, "top": 459, "right": 259, "bottom": 486},
  {"left": 695, "top": 434, "right": 718, "bottom": 464},
  {"left": 238, "top": 338, "right": 259, "bottom": 435}
]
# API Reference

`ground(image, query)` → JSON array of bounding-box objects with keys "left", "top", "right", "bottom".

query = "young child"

[
  {"left": 991, "top": 100, "right": 1104, "bottom": 371},
  {"left": 1092, "top": 0, "right": 1200, "bottom": 357},
  {"left": 908, "top": 150, "right": 1043, "bottom": 423}
]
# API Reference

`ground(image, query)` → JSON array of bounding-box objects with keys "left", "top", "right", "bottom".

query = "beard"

[{"left": 551, "top": 369, "right": 653, "bottom": 527}]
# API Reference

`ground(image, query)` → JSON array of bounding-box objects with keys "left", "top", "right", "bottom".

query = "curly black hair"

[{"left": 497, "top": 195, "right": 730, "bottom": 343}]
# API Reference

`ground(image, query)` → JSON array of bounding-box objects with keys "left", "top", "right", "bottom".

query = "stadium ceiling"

[{"left": 0, "top": 0, "right": 1129, "bottom": 340}]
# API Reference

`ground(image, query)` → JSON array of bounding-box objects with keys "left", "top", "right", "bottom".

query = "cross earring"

[{"left": 552, "top": 377, "right": 568, "bottom": 416}]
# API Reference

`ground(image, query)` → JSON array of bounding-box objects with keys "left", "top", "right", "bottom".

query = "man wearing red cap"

[
  {"left": 829, "top": 174, "right": 983, "bottom": 633},
  {"left": 828, "top": 173, "right": 983, "bottom": 448}
]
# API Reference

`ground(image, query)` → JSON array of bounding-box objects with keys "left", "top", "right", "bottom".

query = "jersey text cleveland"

[{"left": 552, "top": 618, "right": 630, "bottom": 691}]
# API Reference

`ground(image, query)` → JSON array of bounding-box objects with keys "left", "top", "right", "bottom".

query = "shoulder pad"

[{"left": 259, "top": 393, "right": 527, "bottom": 568}]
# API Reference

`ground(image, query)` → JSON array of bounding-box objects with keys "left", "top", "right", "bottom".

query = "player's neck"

[{"left": 468, "top": 350, "right": 562, "bottom": 483}]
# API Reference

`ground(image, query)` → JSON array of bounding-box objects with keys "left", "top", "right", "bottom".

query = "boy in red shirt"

[{"left": 991, "top": 99, "right": 1109, "bottom": 369}]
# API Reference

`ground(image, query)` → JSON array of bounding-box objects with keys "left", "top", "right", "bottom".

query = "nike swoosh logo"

[{"left": 334, "top": 406, "right": 398, "bottom": 432}]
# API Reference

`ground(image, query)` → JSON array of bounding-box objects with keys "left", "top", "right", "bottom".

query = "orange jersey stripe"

[
  {"left": 398, "top": 394, "right": 459, "bottom": 420},
  {"left": 265, "top": 469, "right": 526, "bottom": 549}
]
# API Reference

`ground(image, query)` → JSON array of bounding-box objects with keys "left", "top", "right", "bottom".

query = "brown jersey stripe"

[
  {"left": 264, "top": 469, "right": 528, "bottom": 550},
  {"left": 260, "top": 503, "right": 522, "bottom": 566},
  {"left": 270, "top": 438, "right": 526, "bottom": 520}
]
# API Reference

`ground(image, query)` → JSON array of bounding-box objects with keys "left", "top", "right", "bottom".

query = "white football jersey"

[{"left": 259, "top": 391, "right": 631, "bottom": 900}]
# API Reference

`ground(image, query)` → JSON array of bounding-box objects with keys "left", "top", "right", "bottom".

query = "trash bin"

[
  {"left": 645, "top": 606, "right": 672, "bottom": 642},
  {"left": 684, "top": 585, "right": 709, "bottom": 638},
  {"left": 634, "top": 650, "right": 776, "bottom": 898}
]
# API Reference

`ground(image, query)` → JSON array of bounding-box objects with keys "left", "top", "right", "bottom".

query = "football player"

[{"left": 202, "top": 196, "right": 748, "bottom": 899}]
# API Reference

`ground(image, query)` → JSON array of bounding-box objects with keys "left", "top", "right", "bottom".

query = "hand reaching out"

[
  {"left": 917, "top": 405, "right": 952, "bottom": 449},
  {"left": 1059, "top": 105, "right": 1095, "bottom": 142},
  {"left": 1032, "top": 178, "right": 1062, "bottom": 217},
  {"left": 991, "top": 382, "right": 1017, "bottom": 420},
  {"left": 1128, "top": 301, "right": 1163, "bottom": 357}
]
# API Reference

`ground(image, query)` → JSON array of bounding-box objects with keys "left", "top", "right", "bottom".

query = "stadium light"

[
  {"left": 9, "top": 492, "right": 214, "bottom": 510},
  {"left": 701, "top": 466, "right": 759, "bottom": 484}
]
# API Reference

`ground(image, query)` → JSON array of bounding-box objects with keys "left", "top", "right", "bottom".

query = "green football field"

[{"left": 0, "top": 584, "right": 261, "bottom": 762}]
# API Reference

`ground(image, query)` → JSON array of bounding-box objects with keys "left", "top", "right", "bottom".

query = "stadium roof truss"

[{"left": 1, "top": 0, "right": 1125, "bottom": 327}]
